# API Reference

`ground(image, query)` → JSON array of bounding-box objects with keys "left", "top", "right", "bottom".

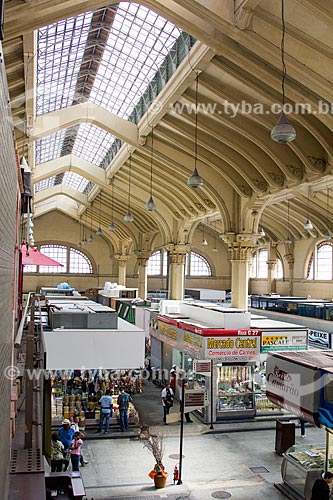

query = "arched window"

[
  {"left": 251, "top": 249, "right": 268, "bottom": 278},
  {"left": 146, "top": 250, "right": 212, "bottom": 277},
  {"left": 186, "top": 251, "right": 212, "bottom": 277},
  {"left": 276, "top": 259, "right": 283, "bottom": 279},
  {"left": 23, "top": 244, "right": 93, "bottom": 274},
  {"left": 251, "top": 249, "right": 283, "bottom": 279},
  {"left": 147, "top": 249, "right": 168, "bottom": 276},
  {"left": 307, "top": 241, "right": 333, "bottom": 280}
]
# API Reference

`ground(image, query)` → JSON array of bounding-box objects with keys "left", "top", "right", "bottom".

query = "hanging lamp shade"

[
  {"left": 271, "top": 111, "right": 296, "bottom": 143},
  {"left": 108, "top": 222, "right": 116, "bottom": 232},
  {"left": 145, "top": 194, "right": 156, "bottom": 211},
  {"left": 270, "top": 1, "right": 296, "bottom": 144},
  {"left": 188, "top": 166, "right": 204, "bottom": 188},
  {"left": 304, "top": 219, "right": 313, "bottom": 231},
  {"left": 146, "top": 126, "right": 157, "bottom": 211},
  {"left": 124, "top": 211, "right": 134, "bottom": 222},
  {"left": 96, "top": 228, "right": 103, "bottom": 236},
  {"left": 324, "top": 231, "right": 332, "bottom": 241},
  {"left": 187, "top": 72, "right": 204, "bottom": 188}
]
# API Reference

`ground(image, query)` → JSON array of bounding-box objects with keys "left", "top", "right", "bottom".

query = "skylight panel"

[
  {"left": 89, "top": 2, "right": 181, "bottom": 118},
  {"left": 35, "top": 130, "right": 67, "bottom": 165},
  {"left": 35, "top": 177, "right": 56, "bottom": 193},
  {"left": 71, "top": 123, "right": 116, "bottom": 165},
  {"left": 62, "top": 172, "right": 89, "bottom": 192},
  {"left": 37, "top": 12, "right": 93, "bottom": 115}
]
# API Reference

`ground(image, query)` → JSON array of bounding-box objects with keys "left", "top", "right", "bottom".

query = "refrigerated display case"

[
  {"left": 278, "top": 443, "right": 327, "bottom": 500},
  {"left": 216, "top": 365, "right": 255, "bottom": 419}
]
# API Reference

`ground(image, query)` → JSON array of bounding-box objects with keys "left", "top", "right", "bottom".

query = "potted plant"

[{"left": 140, "top": 429, "right": 168, "bottom": 488}]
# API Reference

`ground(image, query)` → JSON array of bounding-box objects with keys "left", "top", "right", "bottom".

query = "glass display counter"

[
  {"left": 217, "top": 365, "right": 255, "bottom": 419},
  {"left": 255, "top": 392, "right": 283, "bottom": 414},
  {"left": 280, "top": 443, "right": 327, "bottom": 500}
]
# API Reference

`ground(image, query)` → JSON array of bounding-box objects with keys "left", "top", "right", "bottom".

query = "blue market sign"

[{"left": 308, "top": 329, "right": 330, "bottom": 349}]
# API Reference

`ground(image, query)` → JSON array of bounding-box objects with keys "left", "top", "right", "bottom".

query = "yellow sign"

[
  {"left": 158, "top": 321, "right": 178, "bottom": 340},
  {"left": 262, "top": 335, "right": 288, "bottom": 346},
  {"left": 184, "top": 332, "right": 203, "bottom": 347}
]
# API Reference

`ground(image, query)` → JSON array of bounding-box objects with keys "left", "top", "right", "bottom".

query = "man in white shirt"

[
  {"left": 97, "top": 390, "right": 113, "bottom": 434},
  {"left": 161, "top": 383, "right": 174, "bottom": 424}
]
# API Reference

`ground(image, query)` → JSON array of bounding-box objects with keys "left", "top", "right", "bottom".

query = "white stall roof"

[
  {"left": 43, "top": 318, "right": 145, "bottom": 369},
  {"left": 251, "top": 318, "right": 306, "bottom": 330}
]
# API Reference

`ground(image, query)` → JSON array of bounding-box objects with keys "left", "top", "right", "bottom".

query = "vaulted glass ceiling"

[{"left": 35, "top": 2, "right": 188, "bottom": 194}]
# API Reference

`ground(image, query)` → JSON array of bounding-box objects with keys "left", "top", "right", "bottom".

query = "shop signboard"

[
  {"left": 184, "top": 389, "right": 209, "bottom": 412},
  {"left": 261, "top": 330, "right": 307, "bottom": 352},
  {"left": 183, "top": 330, "right": 203, "bottom": 359},
  {"left": 266, "top": 352, "right": 322, "bottom": 425},
  {"left": 151, "top": 318, "right": 182, "bottom": 349},
  {"left": 193, "top": 359, "right": 211, "bottom": 376},
  {"left": 308, "top": 329, "right": 330, "bottom": 349},
  {"left": 204, "top": 330, "right": 261, "bottom": 362}
]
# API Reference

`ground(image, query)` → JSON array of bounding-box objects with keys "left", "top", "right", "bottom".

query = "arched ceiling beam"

[
  {"left": 35, "top": 185, "right": 88, "bottom": 206},
  {"left": 33, "top": 154, "right": 107, "bottom": 186},
  {"left": 34, "top": 196, "right": 79, "bottom": 219},
  {"left": 29, "top": 102, "right": 141, "bottom": 146}
]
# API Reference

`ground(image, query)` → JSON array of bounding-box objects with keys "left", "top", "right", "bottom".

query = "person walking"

[
  {"left": 70, "top": 416, "right": 88, "bottom": 465},
  {"left": 70, "top": 431, "right": 83, "bottom": 472},
  {"left": 311, "top": 471, "right": 333, "bottom": 500},
  {"left": 117, "top": 388, "right": 132, "bottom": 432},
  {"left": 58, "top": 418, "right": 75, "bottom": 471},
  {"left": 50, "top": 432, "right": 64, "bottom": 472},
  {"left": 97, "top": 389, "right": 113, "bottom": 434},
  {"left": 161, "top": 383, "right": 174, "bottom": 424}
]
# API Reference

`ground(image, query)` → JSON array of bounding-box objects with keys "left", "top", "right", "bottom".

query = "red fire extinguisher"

[{"left": 173, "top": 464, "right": 179, "bottom": 484}]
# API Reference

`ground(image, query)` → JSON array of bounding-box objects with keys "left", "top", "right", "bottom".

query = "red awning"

[{"left": 20, "top": 244, "right": 63, "bottom": 267}]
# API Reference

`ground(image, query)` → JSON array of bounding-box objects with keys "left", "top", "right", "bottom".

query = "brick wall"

[{"left": 0, "top": 43, "right": 20, "bottom": 500}]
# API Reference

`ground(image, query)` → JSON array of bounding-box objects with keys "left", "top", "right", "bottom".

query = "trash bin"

[{"left": 275, "top": 419, "right": 295, "bottom": 455}]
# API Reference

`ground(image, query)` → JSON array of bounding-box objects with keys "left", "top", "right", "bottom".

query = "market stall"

[{"left": 51, "top": 371, "right": 140, "bottom": 429}]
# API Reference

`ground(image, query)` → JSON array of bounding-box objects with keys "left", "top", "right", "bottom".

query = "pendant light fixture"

[
  {"left": 259, "top": 227, "right": 265, "bottom": 238},
  {"left": 304, "top": 187, "right": 313, "bottom": 231},
  {"left": 108, "top": 177, "right": 116, "bottom": 232},
  {"left": 82, "top": 213, "right": 88, "bottom": 245},
  {"left": 187, "top": 72, "right": 204, "bottom": 188},
  {"left": 324, "top": 186, "right": 331, "bottom": 241},
  {"left": 285, "top": 199, "right": 292, "bottom": 245},
  {"left": 212, "top": 219, "right": 218, "bottom": 253},
  {"left": 88, "top": 210, "right": 94, "bottom": 242},
  {"left": 271, "top": 0, "right": 296, "bottom": 144},
  {"left": 145, "top": 126, "right": 157, "bottom": 211},
  {"left": 124, "top": 155, "right": 134, "bottom": 222},
  {"left": 201, "top": 222, "right": 208, "bottom": 246},
  {"left": 78, "top": 217, "right": 82, "bottom": 247},
  {"left": 96, "top": 194, "right": 103, "bottom": 235}
]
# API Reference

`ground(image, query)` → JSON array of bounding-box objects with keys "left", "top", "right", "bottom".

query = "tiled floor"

[{"left": 76, "top": 381, "right": 325, "bottom": 499}]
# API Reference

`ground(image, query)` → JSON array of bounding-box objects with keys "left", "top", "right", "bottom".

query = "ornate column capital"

[
  {"left": 164, "top": 243, "right": 190, "bottom": 265},
  {"left": 221, "top": 233, "right": 256, "bottom": 262},
  {"left": 267, "top": 259, "right": 277, "bottom": 271},
  {"left": 135, "top": 250, "right": 151, "bottom": 267},
  {"left": 114, "top": 253, "right": 129, "bottom": 267}
]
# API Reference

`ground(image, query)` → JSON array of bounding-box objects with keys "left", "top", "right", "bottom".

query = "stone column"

[
  {"left": 114, "top": 254, "right": 129, "bottom": 286},
  {"left": 165, "top": 244, "right": 189, "bottom": 300},
  {"left": 221, "top": 233, "right": 254, "bottom": 310},
  {"left": 286, "top": 253, "right": 294, "bottom": 296},
  {"left": 267, "top": 243, "right": 278, "bottom": 294},
  {"left": 267, "top": 260, "right": 277, "bottom": 294},
  {"left": 136, "top": 251, "right": 150, "bottom": 299}
]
